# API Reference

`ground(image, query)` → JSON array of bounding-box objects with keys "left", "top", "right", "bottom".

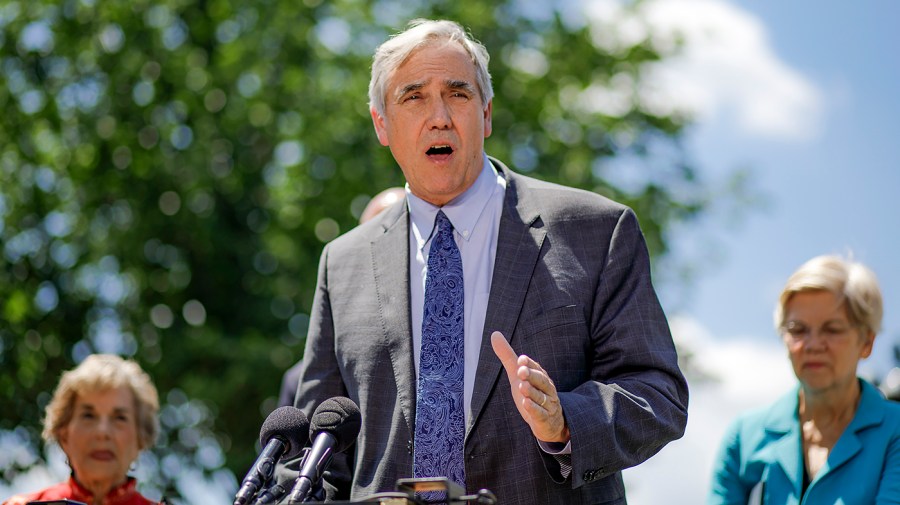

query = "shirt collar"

[{"left": 407, "top": 154, "right": 501, "bottom": 247}]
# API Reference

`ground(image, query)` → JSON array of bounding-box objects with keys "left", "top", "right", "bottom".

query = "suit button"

[
  {"left": 407, "top": 440, "right": 413, "bottom": 454},
  {"left": 583, "top": 470, "right": 594, "bottom": 482}
]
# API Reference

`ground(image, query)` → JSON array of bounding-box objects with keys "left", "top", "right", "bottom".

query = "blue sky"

[
  {"left": 623, "top": 0, "right": 900, "bottom": 501},
  {"left": 670, "top": 0, "right": 900, "bottom": 375}
]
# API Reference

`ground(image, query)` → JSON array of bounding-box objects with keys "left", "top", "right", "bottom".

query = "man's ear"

[{"left": 371, "top": 107, "right": 390, "bottom": 147}]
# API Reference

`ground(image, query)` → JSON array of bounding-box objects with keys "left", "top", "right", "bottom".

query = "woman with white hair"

[
  {"left": 708, "top": 255, "right": 900, "bottom": 503},
  {"left": 4, "top": 354, "right": 163, "bottom": 505}
]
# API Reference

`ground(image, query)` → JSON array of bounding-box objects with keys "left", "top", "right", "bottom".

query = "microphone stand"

[
  {"left": 301, "top": 481, "right": 326, "bottom": 502},
  {"left": 252, "top": 449, "right": 326, "bottom": 504}
]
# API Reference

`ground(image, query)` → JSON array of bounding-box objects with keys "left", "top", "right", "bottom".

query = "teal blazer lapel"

[
  {"left": 763, "top": 389, "right": 804, "bottom": 497},
  {"left": 468, "top": 162, "right": 546, "bottom": 436},
  {"left": 371, "top": 203, "right": 416, "bottom": 436},
  {"left": 820, "top": 380, "right": 884, "bottom": 476}
]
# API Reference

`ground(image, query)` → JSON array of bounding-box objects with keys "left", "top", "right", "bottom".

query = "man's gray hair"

[{"left": 368, "top": 19, "right": 494, "bottom": 118}]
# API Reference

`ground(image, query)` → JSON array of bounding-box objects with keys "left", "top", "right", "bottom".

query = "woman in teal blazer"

[{"left": 708, "top": 255, "right": 900, "bottom": 504}]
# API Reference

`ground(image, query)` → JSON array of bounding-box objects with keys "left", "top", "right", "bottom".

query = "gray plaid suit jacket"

[{"left": 293, "top": 157, "right": 688, "bottom": 504}]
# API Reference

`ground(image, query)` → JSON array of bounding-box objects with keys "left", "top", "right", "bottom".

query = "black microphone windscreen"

[
  {"left": 259, "top": 406, "right": 309, "bottom": 460},
  {"left": 309, "top": 397, "right": 362, "bottom": 453}
]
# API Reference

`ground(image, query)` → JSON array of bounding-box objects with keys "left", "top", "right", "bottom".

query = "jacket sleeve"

[
  {"left": 876, "top": 419, "right": 900, "bottom": 504},
  {"left": 292, "top": 244, "right": 354, "bottom": 500},
  {"left": 561, "top": 208, "right": 689, "bottom": 488}
]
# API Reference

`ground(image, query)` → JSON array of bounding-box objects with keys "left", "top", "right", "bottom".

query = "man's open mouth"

[{"left": 426, "top": 145, "right": 453, "bottom": 155}]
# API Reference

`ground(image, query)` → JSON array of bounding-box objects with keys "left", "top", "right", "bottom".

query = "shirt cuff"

[
  {"left": 538, "top": 439, "right": 573, "bottom": 479},
  {"left": 538, "top": 439, "right": 572, "bottom": 455}
]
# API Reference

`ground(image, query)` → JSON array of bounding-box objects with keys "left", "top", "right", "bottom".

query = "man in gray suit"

[{"left": 291, "top": 19, "right": 688, "bottom": 504}]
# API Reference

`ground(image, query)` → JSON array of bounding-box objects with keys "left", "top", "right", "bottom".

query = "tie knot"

[{"left": 435, "top": 210, "right": 454, "bottom": 234}]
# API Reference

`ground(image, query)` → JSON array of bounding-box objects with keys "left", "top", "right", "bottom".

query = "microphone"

[
  {"left": 234, "top": 406, "right": 309, "bottom": 505},
  {"left": 286, "top": 397, "right": 362, "bottom": 504}
]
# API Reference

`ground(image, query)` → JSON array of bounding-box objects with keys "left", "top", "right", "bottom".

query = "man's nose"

[{"left": 426, "top": 99, "right": 452, "bottom": 129}]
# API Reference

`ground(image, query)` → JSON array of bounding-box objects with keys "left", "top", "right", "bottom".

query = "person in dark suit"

[{"left": 290, "top": 19, "right": 688, "bottom": 504}]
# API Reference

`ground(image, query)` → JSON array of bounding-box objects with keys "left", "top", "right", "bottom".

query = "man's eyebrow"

[
  {"left": 393, "top": 82, "right": 425, "bottom": 102},
  {"left": 446, "top": 79, "right": 476, "bottom": 94},
  {"left": 392, "top": 79, "right": 477, "bottom": 102}
]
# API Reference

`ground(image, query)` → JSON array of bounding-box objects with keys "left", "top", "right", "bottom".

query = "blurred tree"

[{"left": 0, "top": 0, "right": 743, "bottom": 500}]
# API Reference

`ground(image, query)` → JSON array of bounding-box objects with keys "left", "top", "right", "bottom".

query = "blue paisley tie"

[{"left": 414, "top": 210, "right": 466, "bottom": 493}]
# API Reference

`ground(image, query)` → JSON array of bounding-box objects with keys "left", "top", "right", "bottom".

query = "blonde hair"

[
  {"left": 43, "top": 354, "right": 160, "bottom": 450},
  {"left": 368, "top": 19, "right": 493, "bottom": 118},
  {"left": 774, "top": 255, "right": 883, "bottom": 336}
]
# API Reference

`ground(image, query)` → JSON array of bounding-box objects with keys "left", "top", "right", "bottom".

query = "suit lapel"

[
  {"left": 762, "top": 389, "right": 804, "bottom": 496},
  {"left": 768, "top": 425, "right": 802, "bottom": 496},
  {"left": 371, "top": 203, "right": 416, "bottom": 435},
  {"left": 818, "top": 380, "right": 884, "bottom": 478},
  {"left": 468, "top": 165, "right": 545, "bottom": 435},
  {"left": 822, "top": 428, "right": 863, "bottom": 478}
]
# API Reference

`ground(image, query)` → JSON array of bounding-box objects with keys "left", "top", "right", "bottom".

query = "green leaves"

[{"left": 3, "top": 290, "right": 29, "bottom": 324}]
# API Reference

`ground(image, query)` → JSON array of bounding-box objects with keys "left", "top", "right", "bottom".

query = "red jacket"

[{"left": 3, "top": 476, "right": 161, "bottom": 505}]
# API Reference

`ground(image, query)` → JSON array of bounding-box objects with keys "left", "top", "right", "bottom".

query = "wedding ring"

[{"left": 539, "top": 392, "right": 547, "bottom": 408}]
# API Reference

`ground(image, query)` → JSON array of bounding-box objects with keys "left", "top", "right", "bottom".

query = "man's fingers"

[
  {"left": 524, "top": 384, "right": 546, "bottom": 408},
  {"left": 520, "top": 382, "right": 548, "bottom": 409},
  {"left": 492, "top": 331, "right": 569, "bottom": 443},
  {"left": 490, "top": 331, "right": 518, "bottom": 377}
]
